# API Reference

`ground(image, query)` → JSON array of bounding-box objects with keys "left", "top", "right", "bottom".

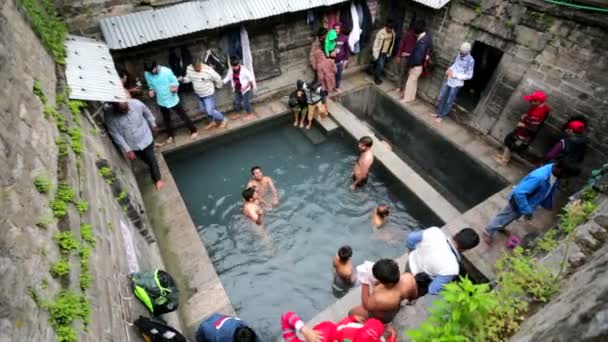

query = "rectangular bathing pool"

[
  {"left": 164, "top": 115, "right": 441, "bottom": 340},
  {"left": 339, "top": 86, "right": 509, "bottom": 212}
]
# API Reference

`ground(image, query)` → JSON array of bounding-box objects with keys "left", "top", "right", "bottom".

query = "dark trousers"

[
  {"left": 336, "top": 61, "right": 345, "bottom": 89},
  {"left": 374, "top": 53, "right": 389, "bottom": 81},
  {"left": 135, "top": 143, "right": 161, "bottom": 183},
  {"left": 159, "top": 102, "right": 197, "bottom": 138}
]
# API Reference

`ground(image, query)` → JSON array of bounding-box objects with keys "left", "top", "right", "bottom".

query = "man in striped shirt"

[{"left": 180, "top": 58, "right": 227, "bottom": 129}]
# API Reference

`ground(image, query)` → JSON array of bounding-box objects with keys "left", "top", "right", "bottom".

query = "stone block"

[
  {"left": 575, "top": 226, "right": 601, "bottom": 256},
  {"left": 449, "top": 3, "right": 478, "bottom": 24},
  {"left": 514, "top": 25, "right": 549, "bottom": 51},
  {"left": 595, "top": 215, "right": 608, "bottom": 230},
  {"left": 567, "top": 250, "right": 586, "bottom": 269}
]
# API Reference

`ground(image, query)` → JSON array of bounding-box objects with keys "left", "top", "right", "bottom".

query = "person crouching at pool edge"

[
  {"left": 196, "top": 312, "right": 260, "bottom": 342},
  {"left": 351, "top": 136, "right": 375, "bottom": 190},
  {"left": 372, "top": 205, "right": 390, "bottom": 228},
  {"left": 349, "top": 259, "right": 431, "bottom": 324},
  {"left": 242, "top": 187, "right": 264, "bottom": 226},
  {"left": 247, "top": 166, "right": 279, "bottom": 207},
  {"left": 333, "top": 246, "right": 356, "bottom": 298}
]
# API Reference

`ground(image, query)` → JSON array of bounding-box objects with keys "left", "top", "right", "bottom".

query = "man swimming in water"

[
  {"left": 372, "top": 205, "right": 390, "bottom": 228},
  {"left": 242, "top": 187, "right": 264, "bottom": 226},
  {"left": 247, "top": 166, "right": 279, "bottom": 207},
  {"left": 351, "top": 136, "right": 374, "bottom": 190},
  {"left": 332, "top": 246, "right": 356, "bottom": 298},
  {"left": 349, "top": 259, "right": 430, "bottom": 324}
]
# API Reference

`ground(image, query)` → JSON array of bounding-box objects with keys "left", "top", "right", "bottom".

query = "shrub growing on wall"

[{"left": 17, "top": 0, "right": 68, "bottom": 63}]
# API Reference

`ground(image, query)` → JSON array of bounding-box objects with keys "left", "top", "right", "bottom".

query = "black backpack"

[{"left": 133, "top": 316, "right": 187, "bottom": 342}]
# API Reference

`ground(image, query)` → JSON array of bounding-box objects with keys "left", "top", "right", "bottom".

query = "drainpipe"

[{"left": 543, "top": 0, "right": 608, "bottom": 13}]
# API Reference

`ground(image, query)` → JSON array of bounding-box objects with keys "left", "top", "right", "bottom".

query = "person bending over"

[
  {"left": 242, "top": 187, "right": 264, "bottom": 226},
  {"left": 246, "top": 166, "right": 279, "bottom": 207},
  {"left": 351, "top": 136, "right": 374, "bottom": 190},
  {"left": 196, "top": 313, "right": 259, "bottom": 342}
]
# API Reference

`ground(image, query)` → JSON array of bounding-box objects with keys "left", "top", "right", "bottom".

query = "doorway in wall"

[{"left": 457, "top": 41, "right": 504, "bottom": 112}]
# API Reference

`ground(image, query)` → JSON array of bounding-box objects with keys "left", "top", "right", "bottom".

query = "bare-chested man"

[
  {"left": 372, "top": 205, "right": 391, "bottom": 228},
  {"left": 351, "top": 136, "right": 374, "bottom": 190},
  {"left": 349, "top": 259, "right": 431, "bottom": 324},
  {"left": 332, "top": 245, "right": 356, "bottom": 298},
  {"left": 242, "top": 187, "right": 264, "bottom": 226},
  {"left": 246, "top": 166, "right": 279, "bottom": 207}
]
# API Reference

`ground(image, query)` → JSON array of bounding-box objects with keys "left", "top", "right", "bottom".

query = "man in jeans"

[
  {"left": 483, "top": 160, "right": 580, "bottom": 244},
  {"left": 180, "top": 58, "right": 226, "bottom": 129},
  {"left": 223, "top": 56, "right": 256, "bottom": 121},
  {"left": 372, "top": 21, "right": 395, "bottom": 85},
  {"left": 332, "top": 22, "right": 350, "bottom": 93},
  {"left": 106, "top": 99, "right": 164, "bottom": 190},
  {"left": 144, "top": 61, "right": 198, "bottom": 143},
  {"left": 432, "top": 42, "right": 475, "bottom": 124}
]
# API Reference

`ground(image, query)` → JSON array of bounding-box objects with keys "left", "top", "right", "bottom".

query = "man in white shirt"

[
  {"left": 432, "top": 42, "right": 475, "bottom": 124},
  {"left": 405, "top": 227, "right": 480, "bottom": 295},
  {"left": 180, "top": 58, "right": 226, "bottom": 129},
  {"left": 223, "top": 56, "right": 256, "bottom": 121}
]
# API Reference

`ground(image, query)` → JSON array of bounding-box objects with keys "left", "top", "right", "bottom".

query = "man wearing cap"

[
  {"left": 432, "top": 42, "right": 475, "bottom": 123},
  {"left": 541, "top": 116, "right": 588, "bottom": 165},
  {"left": 496, "top": 90, "right": 550, "bottom": 165},
  {"left": 144, "top": 61, "right": 198, "bottom": 144}
]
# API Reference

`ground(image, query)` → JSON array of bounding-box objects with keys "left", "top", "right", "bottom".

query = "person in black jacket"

[
  {"left": 403, "top": 20, "right": 432, "bottom": 103},
  {"left": 290, "top": 80, "right": 309, "bottom": 128}
]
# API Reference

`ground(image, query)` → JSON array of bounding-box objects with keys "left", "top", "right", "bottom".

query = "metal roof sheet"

[
  {"left": 65, "top": 35, "right": 126, "bottom": 102},
  {"left": 100, "top": 0, "right": 352, "bottom": 50},
  {"left": 412, "top": 0, "right": 451, "bottom": 9}
]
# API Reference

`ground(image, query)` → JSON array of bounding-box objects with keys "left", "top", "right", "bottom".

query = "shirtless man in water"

[
  {"left": 247, "top": 166, "right": 279, "bottom": 207},
  {"left": 350, "top": 259, "right": 430, "bottom": 324},
  {"left": 242, "top": 187, "right": 264, "bottom": 226},
  {"left": 332, "top": 246, "right": 356, "bottom": 298},
  {"left": 351, "top": 136, "right": 374, "bottom": 190}
]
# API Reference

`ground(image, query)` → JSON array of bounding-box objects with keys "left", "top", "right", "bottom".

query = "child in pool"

[
  {"left": 372, "top": 205, "right": 390, "bottom": 228},
  {"left": 332, "top": 246, "right": 356, "bottom": 297}
]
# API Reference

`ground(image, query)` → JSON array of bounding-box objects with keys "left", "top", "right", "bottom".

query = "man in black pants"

[
  {"left": 106, "top": 100, "right": 165, "bottom": 190},
  {"left": 144, "top": 61, "right": 198, "bottom": 143}
]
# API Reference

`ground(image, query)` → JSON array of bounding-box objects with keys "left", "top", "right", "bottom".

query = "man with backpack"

[
  {"left": 432, "top": 42, "right": 475, "bottom": 124},
  {"left": 540, "top": 116, "right": 588, "bottom": 165},
  {"left": 402, "top": 20, "right": 432, "bottom": 103}
]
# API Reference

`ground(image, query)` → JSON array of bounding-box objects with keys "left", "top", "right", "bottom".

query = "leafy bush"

[
  {"left": 67, "top": 100, "right": 86, "bottom": 116},
  {"left": 98, "top": 166, "right": 115, "bottom": 184},
  {"left": 53, "top": 231, "right": 79, "bottom": 254},
  {"left": 33, "top": 79, "right": 47, "bottom": 104},
  {"left": 116, "top": 191, "right": 127, "bottom": 202},
  {"left": 55, "top": 137, "right": 69, "bottom": 157},
  {"left": 79, "top": 246, "right": 93, "bottom": 291},
  {"left": 56, "top": 183, "right": 76, "bottom": 203},
  {"left": 80, "top": 224, "right": 95, "bottom": 247},
  {"left": 50, "top": 199, "right": 68, "bottom": 218},
  {"left": 55, "top": 325, "right": 78, "bottom": 342},
  {"left": 17, "top": 0, "right": 68, "bottom": 64},
  {"left": 69, "top": 127, "right": 83, "bottom": 155},
  {"left": 36, "top": 214, "right": 55, "bottom": 229},
  {"left": 50, "top": 259, "right": 70, "bottom": 278},
  {"left": 43, "top": 290, "right": 90, "bottom": 329},
  {"left": 34, "top": 175, "right": 52, "bottom": 193},
  {"left": 76, "top": 200, "right": 89, "bottom": 214}
]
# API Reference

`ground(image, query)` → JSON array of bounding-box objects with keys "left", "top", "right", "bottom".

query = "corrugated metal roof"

[
  {"left": 100, "top": 0, "right": 351, "bottom": 50},
  {"left": 412, "top": 0, "right": 451, "bottom": 9},
  {"left": 65, "top": 35, "right": 126, "bottom": 102}
]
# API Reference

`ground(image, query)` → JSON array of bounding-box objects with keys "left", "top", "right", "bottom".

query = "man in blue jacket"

[
  {"left": 483, "top": 160, "right": 580, "bottom": 244},
  {"left": 196, "top": 313, "right": 259, "bottom": 342}
]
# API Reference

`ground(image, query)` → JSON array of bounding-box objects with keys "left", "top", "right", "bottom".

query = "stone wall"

[
  {"left": 383, "top": 0, "right": 608, "bottom": 170},
  {"left": 1, "top": 1, "right": 176, "bottom": 340}
]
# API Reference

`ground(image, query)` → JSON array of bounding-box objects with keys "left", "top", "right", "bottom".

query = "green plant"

[
  {"left": 76, "top": 200, "right": 89, "bottom": 214},
  {"left": 407, "top": 276, "right": 497, "bottom": 341},
  {"left": 33, "top": 79, "right": 47, "bottom": 104},
  {"left": 67, "top": 100, "right": 86, "bottom": 116},
  {"left": 50, "top": 199, "right": 68, "bottom": 218},
  {"left": 43, "top": 290, "right": 90, "bottom": 329},
  {"left": 36, "top": 214, "right": 56, "bottom": 229},
  {"left": 43, "top": 105, "right": 68, "bottom": 132},
  {"left": 80, "top": 224, "right": 95, "bottom": 247},
  {"left": 69, "top": 127, "right": 83, "bottom": 155},
  {"left": 34, "top": 175, "right": 52, "bottom": 193},
  {"left": 90, "top": 128, "right": 100, "bottom": 136},
  {"left": 50, "top": 259, "right": 71, "bottom": 278},
  {"left": 536, "top": 229, "right": 559, "bottom": 252},
  {"left": 581, "top": 188, "right": 598, "bottom": 202},
  {"left": 79, "top": 246, "right": 92, "bottom": 291},
  {"left": 99, "top": 166, "right": 115, "bottom": 184},
  {"left": 116, "top": 191, "right": 127, "bottom": 202},
  {"left": 55, "top": 137, "right": 69, "bottom": 157},
  {"left": 29, "top": 287, "right": 42, "bottom": 306},
  {"left": 56, "top": 183, "right": 76, "bottom": 203},
  {"left": 55, "top": 325, "right": 78, "bottom": 342},
  {"left": 107, "top": 221, "right": 114, "bottom": 231},
  {"left": 41, "top": 279, "right": 48, "bottom": 290},
  {"left": 559, "top": 199, "right": 597, "bottom": 234},
  {"left": 79, "top": 272, "right": 93, "bottom": 292},
  {"left": 17, "top": 0, "right": 69, "bottom": 64},
  {"left": 53, "top": 231, "right": 79, "bottom": 254}
]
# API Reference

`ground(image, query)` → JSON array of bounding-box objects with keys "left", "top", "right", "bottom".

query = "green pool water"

[{"left": 166, "top": 118, "right": 428, "bottom": 340}]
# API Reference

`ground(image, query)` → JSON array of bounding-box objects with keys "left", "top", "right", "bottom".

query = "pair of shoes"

[{"left": 374, "top": 78, "right": 383, "bottom": 85}]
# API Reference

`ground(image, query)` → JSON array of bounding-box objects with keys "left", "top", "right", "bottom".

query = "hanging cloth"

[
  {"left": 240, "top": 25, "right": 256, "bottom": 90},
  {"left": 359, "top": 0, "right": 373, "bottom": 49},
  {"left": 228, "top": 30, "right": 242, "bottom": 60},
  {"left": 339, "top": 3, "right": 353, "bottom": 34},
  {"left": 348, "top": 1, "right": 362, "bottom": 53},
  {"left": 367, "top": 0, "right": 378, "bottom": 23}
]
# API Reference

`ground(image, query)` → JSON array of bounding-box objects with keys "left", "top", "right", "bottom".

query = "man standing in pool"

[
  {"left": 247, "top": 166, "right": 279, "bottom": 207},
  {"left": 242, "top": 187, "right": 264, "bottom": 226},
  {"left": 351, "top": 136, "right": 374, "bottom": 190}
]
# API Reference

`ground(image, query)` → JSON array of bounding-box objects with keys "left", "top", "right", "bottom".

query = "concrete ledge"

[
  {"left": 316, "top": 115, "right": 340, "bottom": 133},
  {"left": 327, "top": 99, "right": 461, "bottom": 224}
]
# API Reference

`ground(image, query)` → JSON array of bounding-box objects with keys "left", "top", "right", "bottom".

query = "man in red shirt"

[
  {"left": 496, "top": 91, "right": 550, "bottom": 165},
  {"left": 395, "top": 19, "right": 418, "bottom": 96}
]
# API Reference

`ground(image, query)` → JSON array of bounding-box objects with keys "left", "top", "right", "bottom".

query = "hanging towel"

[
  {"left": 348, "top": 1, "right": 362, "bottom": 53},
  {"left": 240, "top": 25, "right": 257, "bottom": 91}
]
